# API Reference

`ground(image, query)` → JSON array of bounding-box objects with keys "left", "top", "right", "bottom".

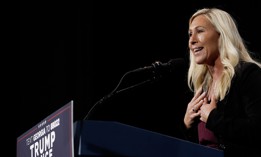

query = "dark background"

[{"left": 19, "top": 0, "right": 261, "bottom": 149}]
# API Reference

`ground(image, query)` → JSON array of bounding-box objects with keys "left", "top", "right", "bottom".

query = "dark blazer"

[{"left": 182, "top": 61, "right": 261, "bottom": 157}]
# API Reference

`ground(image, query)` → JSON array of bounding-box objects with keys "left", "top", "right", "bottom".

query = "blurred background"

[{"left": 19, "top": 0, "right": 261, "bottom": 142}]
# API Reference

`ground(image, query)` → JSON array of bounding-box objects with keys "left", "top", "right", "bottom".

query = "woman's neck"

[
  {"left": 206, "top": 57, "right": 224, "bottom": 102},
  {"left": 207, "top": 57, "right": 224, "bottom": 80}
]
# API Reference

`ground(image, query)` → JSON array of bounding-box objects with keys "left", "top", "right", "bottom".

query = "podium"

[
  {"left": 17, "top": 101, "right": 224, "bottom": 157},
  {"left": 74, "top": 120, "right": 224, "bottom": 157}
]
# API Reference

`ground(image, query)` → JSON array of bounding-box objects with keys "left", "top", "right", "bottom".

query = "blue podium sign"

[{"left": 17, "top": 101, "right": 74, "bottom": 157}]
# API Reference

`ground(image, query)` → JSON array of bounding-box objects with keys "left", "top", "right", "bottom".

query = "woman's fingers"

[
  {"left": 192, "top": 99, "right": 204, "bottom": 112},
  {"left": 190, "top": 87, "right": 203, "bottom": 102}
]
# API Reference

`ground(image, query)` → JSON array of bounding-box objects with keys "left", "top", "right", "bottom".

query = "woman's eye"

[{"left": 197, "top": 29, "right": 204, "bottom": 33}]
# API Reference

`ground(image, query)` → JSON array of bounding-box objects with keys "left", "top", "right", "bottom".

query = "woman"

[{"left": 182, "top": 8, "right": 261, "bottom": 157}]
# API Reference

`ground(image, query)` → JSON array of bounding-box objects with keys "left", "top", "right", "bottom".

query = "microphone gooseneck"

[{"left": 83, "top": 58, "right": 185, "bottom": 120}]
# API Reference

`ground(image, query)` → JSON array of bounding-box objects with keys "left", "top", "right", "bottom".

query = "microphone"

[{"left": 132, "top": 58, "right": 185, "bottom": 77}]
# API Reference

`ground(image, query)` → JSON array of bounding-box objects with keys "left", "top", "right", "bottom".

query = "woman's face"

[{"left": 188, "top": 15, "right": 220, "bottom": 66}]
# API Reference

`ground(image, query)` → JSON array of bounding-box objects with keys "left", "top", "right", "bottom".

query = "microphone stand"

[{"left": 83, "top": 68, "right": 156, "bottom": 121}]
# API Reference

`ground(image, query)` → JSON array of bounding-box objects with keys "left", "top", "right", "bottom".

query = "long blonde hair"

[{"left": 187, "top": 8, "right": 261, "bottom": 100}]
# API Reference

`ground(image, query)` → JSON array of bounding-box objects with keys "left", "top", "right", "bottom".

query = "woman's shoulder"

[
  {"left": 236, "top": 61, "right": 260, "bottom": 73},
  {"left": 235, "top": 61, "right": 261, "bottom": 81}
]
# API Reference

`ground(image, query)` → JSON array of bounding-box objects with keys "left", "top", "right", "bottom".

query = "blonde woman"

[{"left": 182, "top": 8, "right": 261, "bottom": 157}]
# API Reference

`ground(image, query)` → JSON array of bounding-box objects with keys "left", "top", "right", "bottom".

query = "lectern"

[
  {"left": 74, "top": 120, "right": 224, "bottom": 157},
  {"left": 17, "top": 101, "right": 224, "bottom": 157}
]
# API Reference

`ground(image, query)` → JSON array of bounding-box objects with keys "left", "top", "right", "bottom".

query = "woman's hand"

[
  {"left": 199, "top": 94, "right": 217, "bottom": 123},
  {"left": 184, "top": 87, "right": 206, "bottom": 129}
]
